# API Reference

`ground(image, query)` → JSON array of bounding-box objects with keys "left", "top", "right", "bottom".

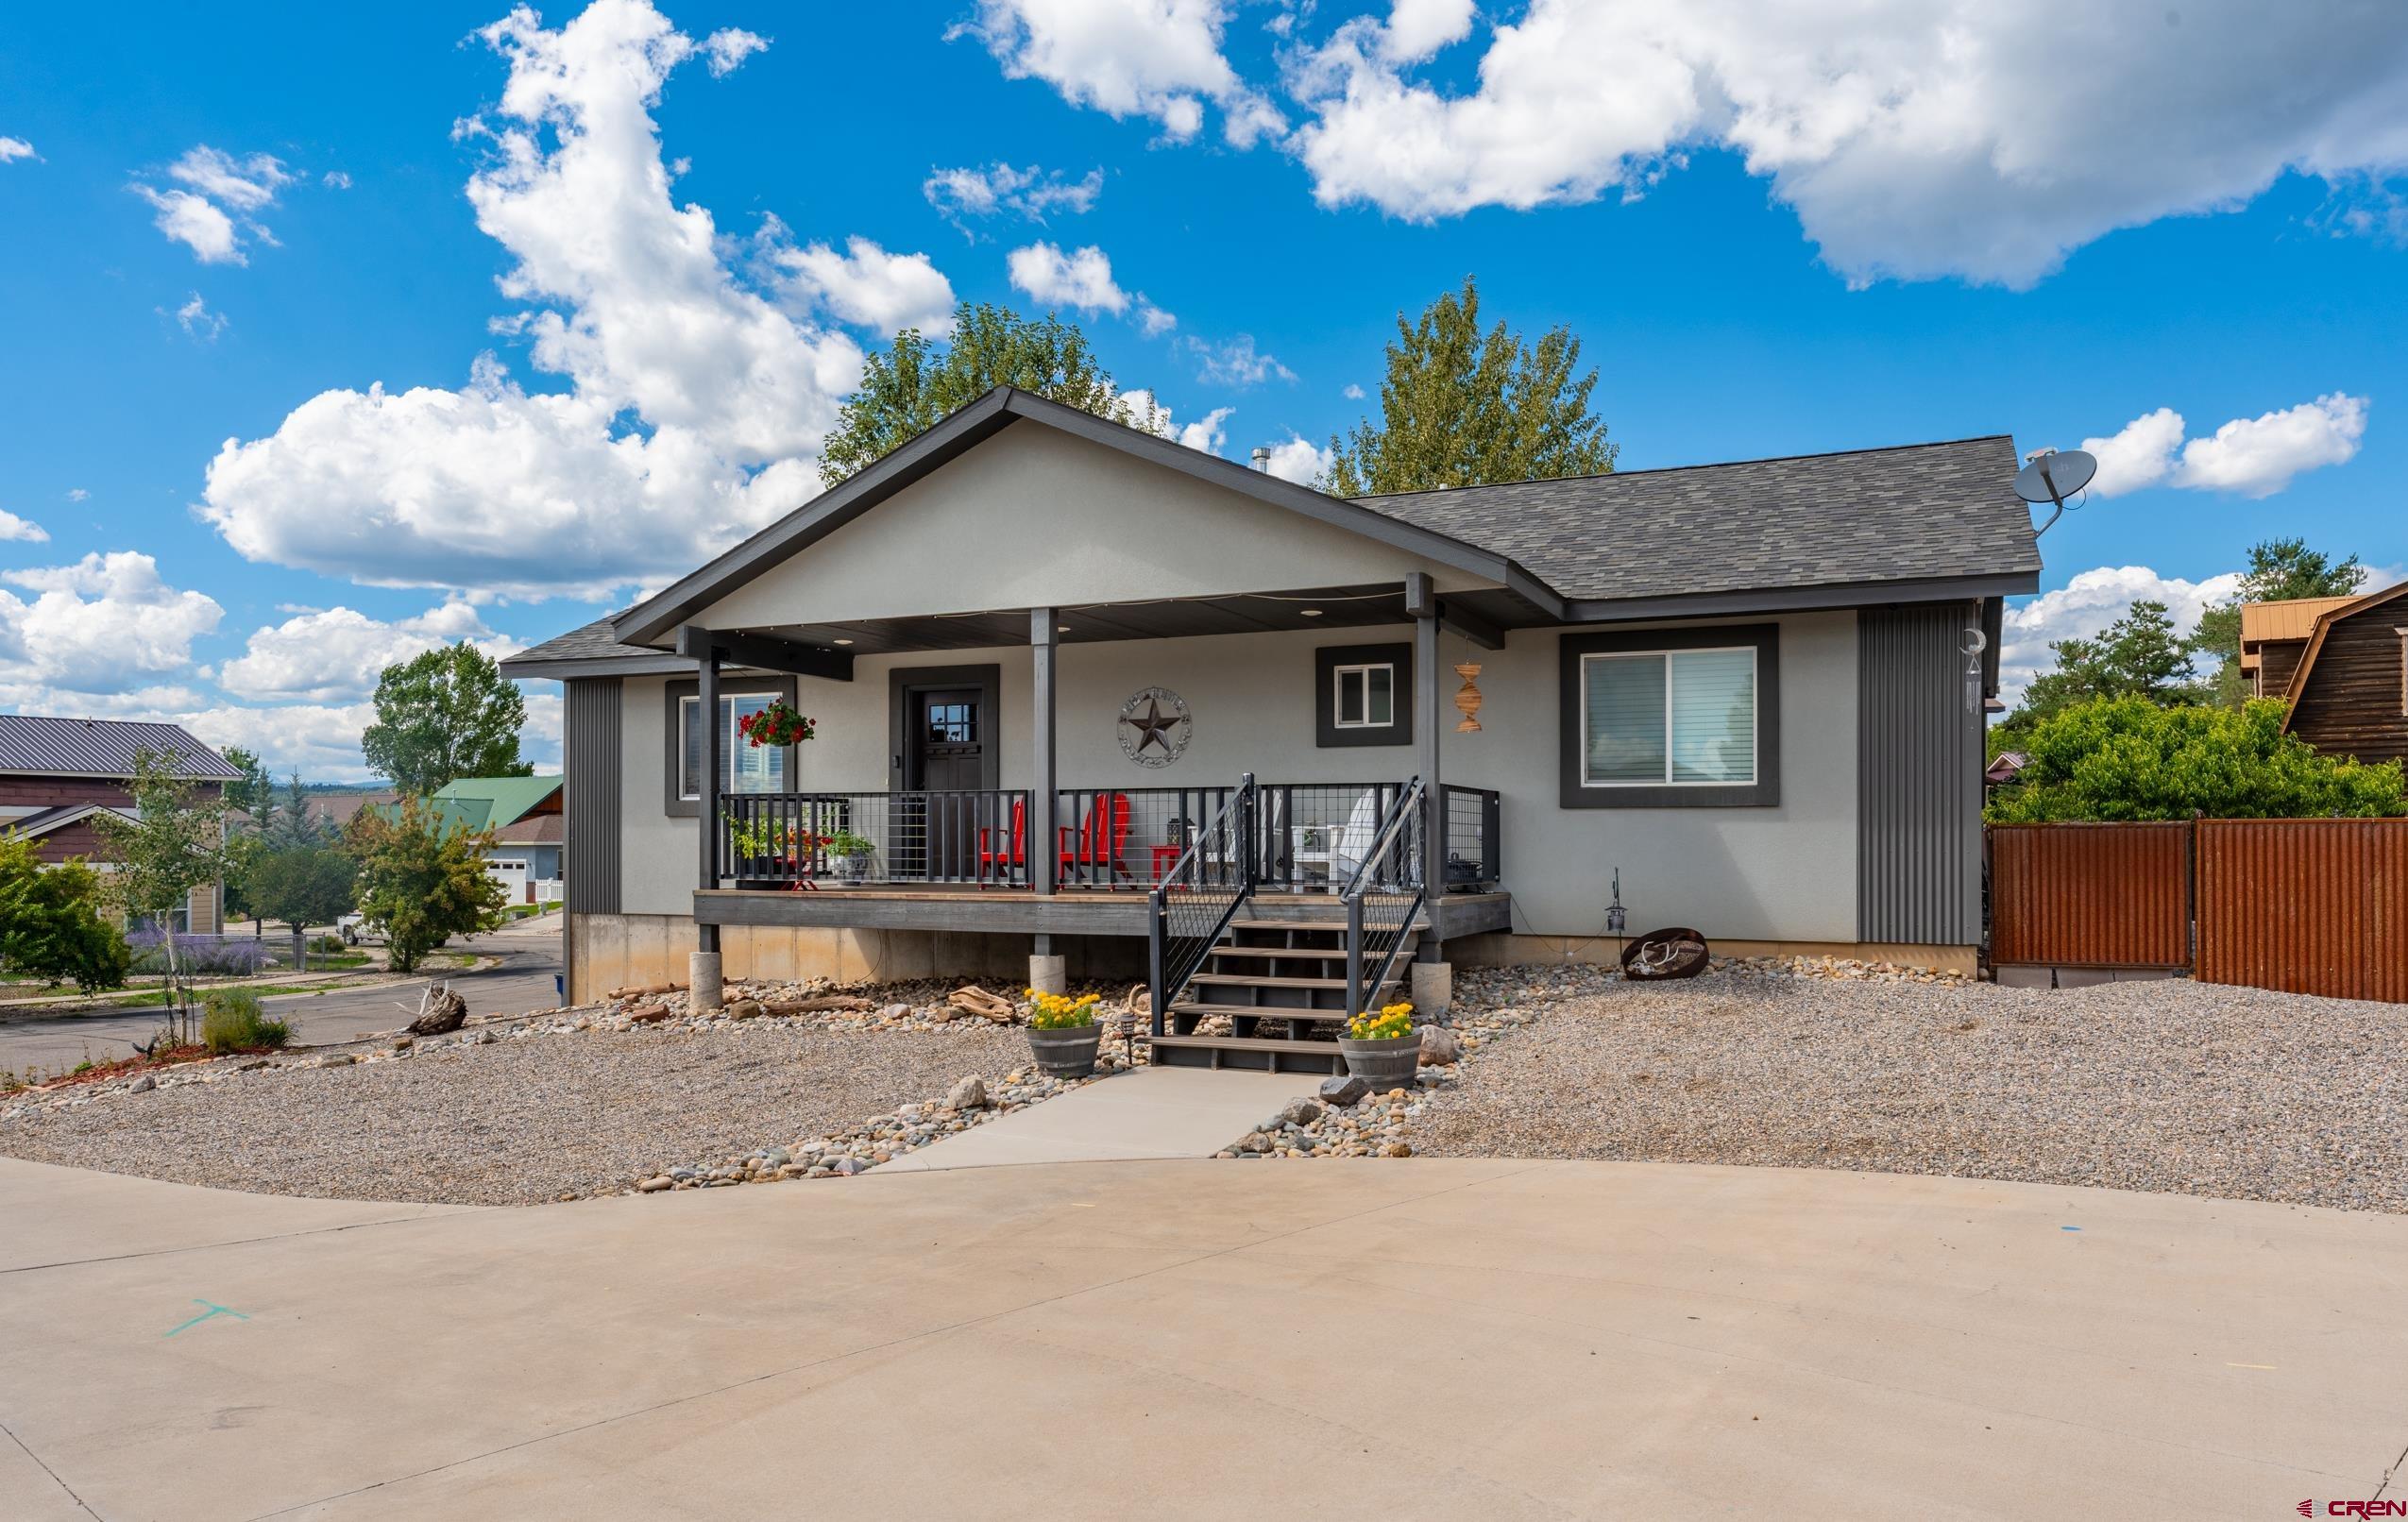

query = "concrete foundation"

[
  {"left": 1026, "top": 954, "right": 1067, "bottom": 995},
  {"left": 1409, "top": 960, "right": 1453, "bottom": 1017},
  {"left": 569, "top": 913, "right": 1146, "bottom": 1005},
  {"left": 687, "top": 951, "right": 723, "bottom": 1012}
]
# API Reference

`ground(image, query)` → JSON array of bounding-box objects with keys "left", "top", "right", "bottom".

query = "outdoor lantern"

[{"left": 1453, "top": 662, "right": 1484, "bottom": 732}]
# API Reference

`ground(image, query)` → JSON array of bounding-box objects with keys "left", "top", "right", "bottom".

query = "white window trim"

[
  {"left": 1577, "top": 646, "right": 1760, "bottom": 788},
  {"left": 1331, "top": 663, "right": 1394, "bottom": 730},
  {"left": 676, "top": 689, "right": 782, "bottom": 803}
]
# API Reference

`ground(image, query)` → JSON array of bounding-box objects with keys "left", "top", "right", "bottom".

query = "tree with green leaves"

[
  {"left": 246, "top": 837, "right": 358, "bottom": 972},
  {"left": 347, "top": 797, "right": 507, "bottom": 972},
  {"left": 218, "top": 746, "right": 273, "bottom": 817},
  {"left": 0, "top": 835, "right": 129, "bottom": 990},
  {"left": 1324, "top": 276, "right": 1617, "bottom": 497},
  {"left": 821, "top": 302, "right": 1142, "bottom": 484},
  {"left": 2186, "top": 537, "right": 2368, "bottom": 706},
  {"left": 91, "top": 749, "right": 233, "bottom": 1039},
  {"left": 1993, "top": 600, "right": 2201, "bottom": 751},
  {"left": 263, "top": 773, "right": 328, "bottom": 851},
  {"left": 361, "top": 642, "right": 531, "bottom": 797},
  {"left": 1987, "top": 697, "right": 2408, "bottom": 822}
]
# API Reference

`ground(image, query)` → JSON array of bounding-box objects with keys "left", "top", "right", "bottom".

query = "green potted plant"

[
  {"left": 1337, "top": 1001, "right": 1420, "bottom": 1089},
  {"left": 1025, "top": 989, "right": 1102, "bottom": 1078},
  {"left": 825, "top": 829, "right": 875, "bottom": 883}
]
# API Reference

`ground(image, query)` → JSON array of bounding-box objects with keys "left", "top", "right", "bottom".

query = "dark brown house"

[
  {"left": 2261, "top": 582, "right": 2408, "bottom": 767},
  {"left": 0, "top": 714, "right": 245, "bottom": 932}
]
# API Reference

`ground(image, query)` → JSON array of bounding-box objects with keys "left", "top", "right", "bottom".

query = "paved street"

[
  {"left": 0, "top": 921, "right": 563, "bottom": 1076},
  {"left": 3, "top": 1156, "right": 2403, "bottom": 1519}
]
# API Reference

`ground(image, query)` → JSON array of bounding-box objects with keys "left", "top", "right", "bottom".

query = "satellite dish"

[{"left": 2012, "top": 447, "right": 2096, "bottom": 536}]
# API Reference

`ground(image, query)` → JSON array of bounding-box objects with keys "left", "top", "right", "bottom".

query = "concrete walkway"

[
  {"left": 6, "top": 1155, "right": 2407, "bottom": 1519},
  {"left": 881, "top": 1064, "right": 1320, "bottom": 1171}
]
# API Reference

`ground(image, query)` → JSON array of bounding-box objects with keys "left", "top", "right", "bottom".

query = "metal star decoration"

[{"left": 1120, "top": 694, "right": 1184, "bottom": 754}]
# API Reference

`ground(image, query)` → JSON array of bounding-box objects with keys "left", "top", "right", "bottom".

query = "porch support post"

[
  {"left": 687, "top": 625, "right": 724, "bottom": 1009},
  {"left": 1407, "top": 576, "right": 1446, "bottom": 944},
  {"left": 1031, "top": 608, "right": 1059, "bottom": 898}
]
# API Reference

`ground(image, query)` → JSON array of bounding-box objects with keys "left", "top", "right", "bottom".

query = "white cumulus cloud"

[
  {"left": 764, "top": 229, "right": 957, "bottom": 335},
  {"left": 196, "top": 0, "right": 884, "bottom": 600},
  {"left": 1006, "top": 240, "right": 1130, "bottom": 314},
  {"left": 0, "top": 137, "right": 37, "bottom": 163},
  {"left": 1119, "top": 388, "right": 1231, "bottom": 454},
  {"left": 2077, "top": 394, "right": 2368, "bottom": 499},
  {"left": 1260, "top": 434, "right": 1332, "bottom": 485},
  {"left": 217, "top": 601, "right": 523, "bottom": 705},
  {"left": 133, "top": 146, "right": 293, "bottom": 264},
  {"left": 955, "top": 0, "right": 1285, "bottom": 146},
  {"left": 1997, "top": 565, "right": 2243, "bottom": 706},
  {"left": 703, "top": 25, "right": 769, "bottom": 75},
  {"left": 0, "top": 510, "right": 47, "bottom": 543},
  {"left": 0, "top": 552, "right": 225, "bottom": 697}
]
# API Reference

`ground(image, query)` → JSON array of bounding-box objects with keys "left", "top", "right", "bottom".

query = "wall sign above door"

[{"left": 1117, "top": 686, "right": 1192, "bottom": 769}]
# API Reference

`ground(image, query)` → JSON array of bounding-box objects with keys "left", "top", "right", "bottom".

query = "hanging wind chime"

[{"left": 1453, "top": 662, "right": 1484, "bottom": 732}]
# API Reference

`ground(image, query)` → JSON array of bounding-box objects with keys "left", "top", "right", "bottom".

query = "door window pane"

[{"left": 1582, "top": 654, "right": 1667, "bottom": 784}]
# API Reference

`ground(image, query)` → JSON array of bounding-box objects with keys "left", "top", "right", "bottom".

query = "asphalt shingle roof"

[
  {"left": 1351, "top": 434, "right": 2040, "bottom": 603},
  {"left": 0, "top": 715, "right": 245, "bottom": 780},
  {"left": 504, "top": 613, "right": 658, "bottom": 667}
]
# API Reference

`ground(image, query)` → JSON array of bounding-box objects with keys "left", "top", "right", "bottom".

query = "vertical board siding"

[
  {"left": 1989, "top": 822, "right": 2191, "bottom": 967},
  {"left": 2197, "top": 820, "right": 2408, "bottom": 1002},
  {"left": 1858, "top": 604, "right": 1980, "bottom": 944},
  {"left": 565, "top": 677, "right": 622, "bottom": 917}
]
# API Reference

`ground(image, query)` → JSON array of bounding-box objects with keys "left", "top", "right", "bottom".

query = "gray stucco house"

[{"left": 503, "top": 388, "right": 2039, "bottom": 1068}]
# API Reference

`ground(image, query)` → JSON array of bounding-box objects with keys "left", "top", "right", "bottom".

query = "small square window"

[{"left": 1332, "top": 664, "right": 1393, "bottom": 729}]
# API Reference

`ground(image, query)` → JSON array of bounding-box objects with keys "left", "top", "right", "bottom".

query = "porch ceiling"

[{"left": 717, "top": 582, "right": 1429, "bottom": 655}]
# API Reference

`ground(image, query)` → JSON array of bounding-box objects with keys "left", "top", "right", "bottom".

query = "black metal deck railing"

[
  {"left": 1145, "top": 775, "right": 1258, "bottom": 1034},
  {"left": 1439, "top": 784, "right": 1501, "bottom": 891},
  {"left": 721, "top": 789, "right": 1031, "bottom": 887},
  {"left": 1343, "top": 779, "right": 1428, "bottom": 1020}
]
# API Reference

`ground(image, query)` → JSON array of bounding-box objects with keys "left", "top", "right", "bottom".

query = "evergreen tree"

[
  {"left": 2186, "top": 537, "right": 2368, "bottom": 706},
  {"left": 1325, "top": 277, "right": 1616, "bottom": 496}
]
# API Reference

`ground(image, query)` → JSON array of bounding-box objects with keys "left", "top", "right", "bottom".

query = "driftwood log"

[
  {"left": 761, "top": 994, "right": 873, "bottom": 1016},
  {"left": 406, "top": 986, "right": 469, "bottom": 1037},
  {"left": 947, "top": 985, "right": 1018, "bottom": 1023},
  {"left": 605, "top": 981, "right": 684, "bottom": 1000}
]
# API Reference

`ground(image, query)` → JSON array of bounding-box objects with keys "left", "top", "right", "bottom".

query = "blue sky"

[{"left": 2, "top": 0, "right": 2403, "bottom": 778}]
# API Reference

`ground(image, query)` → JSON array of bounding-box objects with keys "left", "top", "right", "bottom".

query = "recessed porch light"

[
  {"left": 1299, "top": 608, "right": 1324, "bottom": 617},
  {"left": 833, "top": 637, "right": 855, "bottom": 646}
]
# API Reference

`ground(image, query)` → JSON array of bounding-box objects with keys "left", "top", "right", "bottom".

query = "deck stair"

[{"left": 1150, "top": 918, "right": 1418, "bottom": 1074}]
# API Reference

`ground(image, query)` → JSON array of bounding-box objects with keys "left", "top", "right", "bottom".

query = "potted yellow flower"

[
  {"left": 1025, "top": 989, "right": 1103, "bottom": 1077},
  {"left": 1337, "top": 1001, "right": 1419, "bottom": 1089}
]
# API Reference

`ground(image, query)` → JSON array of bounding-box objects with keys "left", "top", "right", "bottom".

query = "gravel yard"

[
  {"left": 1414, "top": 965, "right": 2408, "bottom": 1212},
  {"left": 0, "top": 1019, "right": 1035, "bottom": 1207}
]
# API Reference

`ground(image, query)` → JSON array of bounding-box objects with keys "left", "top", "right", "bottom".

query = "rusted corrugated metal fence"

[
  {"left": 1989, "top": 818, "right": 2408, "bottom": 1003},
  {"left": 1988, "top": 822, "right": 2191, "bottom": 969},
  {"left": 2195, "top": 820, "right": 2408, "bottom": 1002}
]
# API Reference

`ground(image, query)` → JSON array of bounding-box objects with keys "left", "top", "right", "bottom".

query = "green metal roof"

[{"left": 430, "top": 775, "right": 562, "bottom": 830}]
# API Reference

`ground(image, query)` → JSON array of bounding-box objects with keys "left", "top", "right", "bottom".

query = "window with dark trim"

[
  {"left": 662, "top": 674, "right": 798, "bottom": 817},
  {"left": 1314, "top": 642, "right": 1411, "bottom": 748},
  {"left": 1558, "top": 625, "right": 1779, "bottom": 807}
]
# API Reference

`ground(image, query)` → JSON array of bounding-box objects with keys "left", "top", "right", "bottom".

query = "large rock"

[
  {"left": 726, "top": 999, "right": 767, "bottom": 1021},
  {"left": 407, "top": 988, "right": 469, "bottom": 1037},
  {"left": 1317, "top": 1074, "right": 1370, "bottom": 1107},
  {"left": 1276, "top": 1096, "right": 1325, "bottom": 1127},
  {"left": 1417, "top": 1025, "right": 1463, "bottom": 1066},
  {"left": 946, "top": 1075, "right": 990, "bottom": 1110}
]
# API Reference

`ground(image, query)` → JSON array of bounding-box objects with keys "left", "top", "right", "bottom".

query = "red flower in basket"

[{"left": 738, "top": 699, "right": 815, "bottom": 748}]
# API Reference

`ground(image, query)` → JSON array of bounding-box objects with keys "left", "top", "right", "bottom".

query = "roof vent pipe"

[{"left": 1249, "top": 446, "right": 1271, "bottom": 472}]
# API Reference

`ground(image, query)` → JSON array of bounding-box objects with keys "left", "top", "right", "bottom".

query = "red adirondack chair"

[
  {"left": 975, "top": 796, "right": 1026, "bottom": 888},
  {"left": 1060, "top": 792, "right": 1135, "bottom": 887}
]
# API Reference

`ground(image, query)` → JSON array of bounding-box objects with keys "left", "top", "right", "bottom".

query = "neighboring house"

[
  {"left": 413, "top": 777, "right": 567, "bottom": 904},
  {"left": 2259, "top": 580, "right": 2408, "bottom": 767},
  {"left": 302, "top": 788, "right": 399, "bottom": 834},
  {"left": 503, "top": 387, "right": 2039, "bottom": 1057},
  {"left": 1984, "top": 751, "right": 2028, "bottom": 788},
  {"left": 0, "top": 714, "right": 244, "bottom": 933}
]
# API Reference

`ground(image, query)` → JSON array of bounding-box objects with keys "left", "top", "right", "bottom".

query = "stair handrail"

[
  {"left": 1343, "top": 777, "right": 1426, "bottom": 1023},
  {"left": 1145, "top": 773, "right": 1258, "bottom": 1039}
]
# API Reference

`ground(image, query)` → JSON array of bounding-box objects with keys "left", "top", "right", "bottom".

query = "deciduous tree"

[
  {"left": 361, "top": 643, "right": 531, "bottom": 797},
  {"left": 348, "top": 798, "right": 506, "bottom": 973},
  {"left": 1325, "top": 277, "right": 1616, "bottom": 496},
  {"left": 821, "top": 303, "right": 1140, "bottom": 484},
  {"left": 1987, "top": 697, "right": 2408, "bottom": 821},
  {"left": 91, "top": 749, "right": 232, "bottom": 1035},
  {"left": 0, "top": 835, "right": 128, "bottom": 990}
]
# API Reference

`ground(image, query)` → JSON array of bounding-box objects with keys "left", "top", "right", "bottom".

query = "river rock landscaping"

[{"left": 0, "top": 977, "right": 1145, "bottom": 1206}]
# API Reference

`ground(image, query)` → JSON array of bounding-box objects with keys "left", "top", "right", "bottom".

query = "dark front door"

[{"left": 905, "top": 687, "right": 987, "bottom": 880}]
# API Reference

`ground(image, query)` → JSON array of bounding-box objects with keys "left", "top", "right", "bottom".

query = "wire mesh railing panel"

[
  {"left": 1439, "top": 784, "right": 1501, "bottom": 891},
  {"left": 1344, "top": 780, "right": 1427, "bottom": 1018},
  {"left": 721, "top": 790, "right": 1031, "bottom": 887},
  {"left": 1146, "top": 777, "right": 1258, "bottom": 1032},
  {"left": 1252, "top": 781, "right": 1404, "bottom": 894}
]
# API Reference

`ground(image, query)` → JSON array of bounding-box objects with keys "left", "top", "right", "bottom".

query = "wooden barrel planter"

[
  {"left": 1337, "top": 1033, "right": 1420, "bottom": 1090},
  {"left": 1028, "top": 1024, "right": 1101, "bottom": 1078}
]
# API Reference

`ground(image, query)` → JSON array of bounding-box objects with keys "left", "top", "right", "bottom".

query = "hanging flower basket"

[{"left": 739, "top": 699, "right": 815, "bottom": 748}]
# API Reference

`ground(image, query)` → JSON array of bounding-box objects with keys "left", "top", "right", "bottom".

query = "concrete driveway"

[{"left": 3, "top": 1156, "right": 2403, "bottom": 1520}]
